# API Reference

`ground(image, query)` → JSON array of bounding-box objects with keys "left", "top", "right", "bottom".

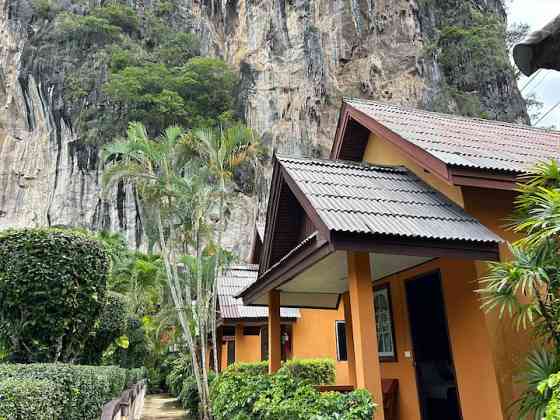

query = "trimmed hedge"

[
  {"left": 0, "top": 228, "right": 110, "bottom": 363},
  {"left": 211, "top": 369, "right": 375, "bottom": 420},
  {"left": 224, "top": 361, "right": 268, "bottom": 376},
  {"left": 0, "top": 378, "right": 64, "bottom": 420},
  {"left": 0, "top": 363, "right": 145, "bottom": 419},
  {"left": 277, "top": 358, "right": 335, "bottom": 385}
]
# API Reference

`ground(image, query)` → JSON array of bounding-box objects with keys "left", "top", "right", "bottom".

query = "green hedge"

[
  {"left": 0, "top": 228, "right": 110, "bottom": 363},
  {"left": 224, "top": 361, "right": 268, "bottom": 376},
  {"left": 166, "top": 354, "right": 192, "bottom": 396},
  {"left": 277, "top": 358, "right": 335, "bottom": 385},
  {"left": 211, "top": 370, "right": 375, "bottom": 420},
  {"left": 0, "top": 378, "right": 64, "bottom": 420},
  {"left": 0, "top": 364, "right": 145, "bottom": 419},
  {"left": 179, "top": 372, "right": 216, "bottom": 418}
]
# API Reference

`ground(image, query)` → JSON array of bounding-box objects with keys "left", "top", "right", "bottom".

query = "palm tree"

[
  {"left": 191, "top": 123, "right": 258, "bottom": 370},
  {"left": 103, "top": 122, "right": 215, "bottom": 419}
]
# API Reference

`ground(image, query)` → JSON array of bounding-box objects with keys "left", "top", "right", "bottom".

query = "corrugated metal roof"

[
  {"left": 218, "top": 265, "right": 300, "bottom": 320},
  {"left": 345, "top": 98, "right": 560, "bottom": 173},
  {"left": 279, "top": 156, "right": 502, "bottom": 244}
]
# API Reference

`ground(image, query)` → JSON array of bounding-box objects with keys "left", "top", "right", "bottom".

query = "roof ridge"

[
  {"left": 343, "top": 97, "right": 560, "bottom": 136},
  {"left": 276, "top": 155, "right": 408, "bottom": 172}
]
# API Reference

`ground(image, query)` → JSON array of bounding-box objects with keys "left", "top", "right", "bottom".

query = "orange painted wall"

[
  {"left": 234, "top": 325, "right": 261, "bottom": 363},
  {"left": 463, "top": 187, "right": 532, "bottom": 413},
  {"left": 291, "top": 307, "right": 350, "bottom": 385},
  {"left": 362, "top": 132, "right": 523, "bottom": 419}
]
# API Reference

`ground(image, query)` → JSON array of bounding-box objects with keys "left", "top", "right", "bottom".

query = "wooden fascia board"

[
  {"left": 240, "top": 240, "right": 334, "bottom": 305},
  {"left": 449, "top": 167, "right": 518, "bottom": 191},
  {"left": 279, "top": 164, "right": 332, "bottom": 240},
  {"left": 329, "top": 102, "right": 350, "bottom": 159},
  {"left": 260, "top": 157, "right": 284, "bottom": 275},
  {"left": 331, "top": 232, "right": 500, "bottom": 262}
]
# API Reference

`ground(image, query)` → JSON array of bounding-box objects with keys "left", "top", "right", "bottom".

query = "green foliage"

[
  {"left": 166, "top": 353, "right": 193, "bottom": 396},
  {"left": 81, "top": 291, "right": 129, "bottom": 365},
  {"left": 113, "top": 317, "right": 150, "bottom": 369},
  {"left": 91, "top": 4, "right": 139, "bottom": 35},
  {"left": 224, "top": 361, "right": 269, "bottom": 377},
  {"left": 422, "top": 1, "right": 514, "bottom": 118},
  {"left": 0, "top": 228, "right": 110, "bottom": 363},
  {"left": 54, "top": 12, "right": 121, "bottom": 47},
  {"left": 210, "top": 370, "right": 375, "bottom": 420},
  {"left": 539, "top": 372, "right": 560, "bottom": 420},
  {"left": 479, "top": 161, "right": 560, "bottom": 419},
  {"left": 180, "top": 372, "right": 217, "bottom": 417},
  {"left": 0, "top": 363, "right": 144, "bottom": 419},
  {"left": 277, "top": 358, "right": 335, "bottom": 385},
  {"left": 0, "top": 378, "right": 64, "bottom": 420},
  {"left": 105, "top": 57, "right": 238, "bottom": 134},
  {"left": 515, "top": 350, "right": 560, "bottom": 420}
]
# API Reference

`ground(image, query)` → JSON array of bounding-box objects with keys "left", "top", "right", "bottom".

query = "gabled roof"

[
  {"left": 514, "top": 14, "right": 560, "bottom": 76},
  {"left": 218, "top": 265, "right": 299, "bottom": 323},
  {"left": 343, "top": 98, "right": 560, "bottom": 173},
  {"left": 280, "top": 156, "right": 502, "bottom": 244},
  {"left": 239, "top": 156, "right": 502, "bottom": 305}
]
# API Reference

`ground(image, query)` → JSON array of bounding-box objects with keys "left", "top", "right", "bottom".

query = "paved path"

[{"left": 141, "top": 393, "right": 189, "bottom": 420}]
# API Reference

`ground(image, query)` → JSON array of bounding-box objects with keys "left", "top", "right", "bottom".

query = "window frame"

[
  {"left": 335, "top": 320, "right": 348, "bottom": 361},
  {"left": 373, "top": 283, "right": 398, "bottom": 362}
]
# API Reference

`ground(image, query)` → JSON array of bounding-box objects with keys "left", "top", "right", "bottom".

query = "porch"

[{"left": 238, "top": 157, "right": 505, "bottom": 420}]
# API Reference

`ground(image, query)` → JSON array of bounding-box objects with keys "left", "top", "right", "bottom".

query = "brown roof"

[
  {"left": 514, "top": 15, "right": 560, "bottom": 76},
  {"left": 218, "top": 265, "right": 299, "bottom": 321},
  {"left": 279, "top": 156, "right": 502, "bottom": 244},
  {"left": 344, "top": 98, "right": 560, "bottom": 174}
]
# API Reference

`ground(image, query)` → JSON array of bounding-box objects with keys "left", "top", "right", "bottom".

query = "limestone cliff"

[{"left": 0, "top": 0, "right": 528, "bottom": 256}]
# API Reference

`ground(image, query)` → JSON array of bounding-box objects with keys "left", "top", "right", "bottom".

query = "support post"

[
  {"left": 342, "top": 292, "right": 357, "bottom": 388},
  {"left": 268, "top": 290, "right": 281, "bottom": 373},
  {"left": 347, "top": 251, "right": 385, "bottom": 420},
  {"left": 216, "top": 326, "right": 223, "bottom": 372}
]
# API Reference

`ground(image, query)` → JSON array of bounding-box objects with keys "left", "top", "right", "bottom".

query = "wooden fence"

[{"left": 100, "top": 380, "right": 147, "bottom": 420}]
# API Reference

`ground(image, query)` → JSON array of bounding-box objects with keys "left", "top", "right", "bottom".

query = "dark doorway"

[{"left": 405, "top": 272, "right": 462, "bottom": 420}]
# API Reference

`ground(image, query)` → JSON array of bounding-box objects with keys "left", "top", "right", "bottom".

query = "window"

[
  {"left": 335, "top": 285, "right": 396, "bottom": 362},
  {"left": 227, "top": 340, "right": 235, "bottom": 366},
  {"left": 335, "top": 320, "right": 347, "bottom": 361},
  {"left": 374, "top": 285, "right": 396, "bottom": 360}
]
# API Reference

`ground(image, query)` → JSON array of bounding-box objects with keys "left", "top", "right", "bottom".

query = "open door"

[{"left": 406, "top": 272, "right": 462, "bottom": 420}]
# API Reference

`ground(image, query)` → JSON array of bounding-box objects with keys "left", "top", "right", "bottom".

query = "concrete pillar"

[
  {"left": 347, "top": 251, "right": 385, "bottom": 420},
  {"left": 342, "top": 292, "right": 357, "bottom": 388},
  {"left": 268, "top": 290, "right": 281, "bottom": 373}
]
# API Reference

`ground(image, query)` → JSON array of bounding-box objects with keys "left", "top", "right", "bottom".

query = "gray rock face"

[{"left": 0, "top": 0, "right": 528, "bottom": 258}]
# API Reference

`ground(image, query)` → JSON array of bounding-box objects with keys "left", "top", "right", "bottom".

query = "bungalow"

[{"left": 238, "top": 98, "right": 560, "bottom": 420}]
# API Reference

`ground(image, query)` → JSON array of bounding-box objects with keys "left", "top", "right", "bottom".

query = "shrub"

[
  {"left": 0, "top": 363, "right": 143, "bottom": 419},
  {"left": 277, "top": 358, "right": 335, "bottom": 385},
  {"left": 180, "top": 372, "right": 216, "bottom": 418},
  {"left": 539, "top": 372, "right": 560, "bottom": 420},
  {"left": 81, "top": 291, "right": 129, "bottom": 364},
  {"left": 224, "top": 361, "right": 268, "bottom": 376},
  {"left": 0, "top": 378, "right": 64, "bottom": 420},
  {"left": 211, "top": 370, "right": 375, "bottom": 420},
  {"left": 166, "top": 353, "right": 193, "bottom": 396},
  {"left": 0, "top": 228, "right": 110, "bottom": 363},
  {"left": 91, "top": 4, "right": 139, "bottom": 35}
]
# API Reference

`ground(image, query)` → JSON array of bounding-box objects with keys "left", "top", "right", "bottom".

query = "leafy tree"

[
  {"left": 0, "top": 229, "right": 110, "bottom": 363},
  {"left": 479, "top": 161, "right": 560, "bottom": 418}
]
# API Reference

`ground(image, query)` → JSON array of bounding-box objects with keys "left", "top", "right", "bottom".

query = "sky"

[{"left": 507, "top": 0, "right": 560, "bottom": 127}]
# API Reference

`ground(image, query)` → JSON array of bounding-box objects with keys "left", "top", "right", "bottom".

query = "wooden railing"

[{"left": 100, "top": 380, "right": 147, "bottom": 420}]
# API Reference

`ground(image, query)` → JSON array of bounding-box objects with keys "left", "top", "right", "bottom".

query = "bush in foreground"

[
  {"left": 277, "top": 358, "right": 335, "bottom": 385},
  {"left": 0, "top": 228, "right": 110, "bottom": 363},
  {"left": 211, "top": 370, "right": 375, "bottom": 420},
  {"left": 0, "top": 363, "right": 145, "bottom": 419}
]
